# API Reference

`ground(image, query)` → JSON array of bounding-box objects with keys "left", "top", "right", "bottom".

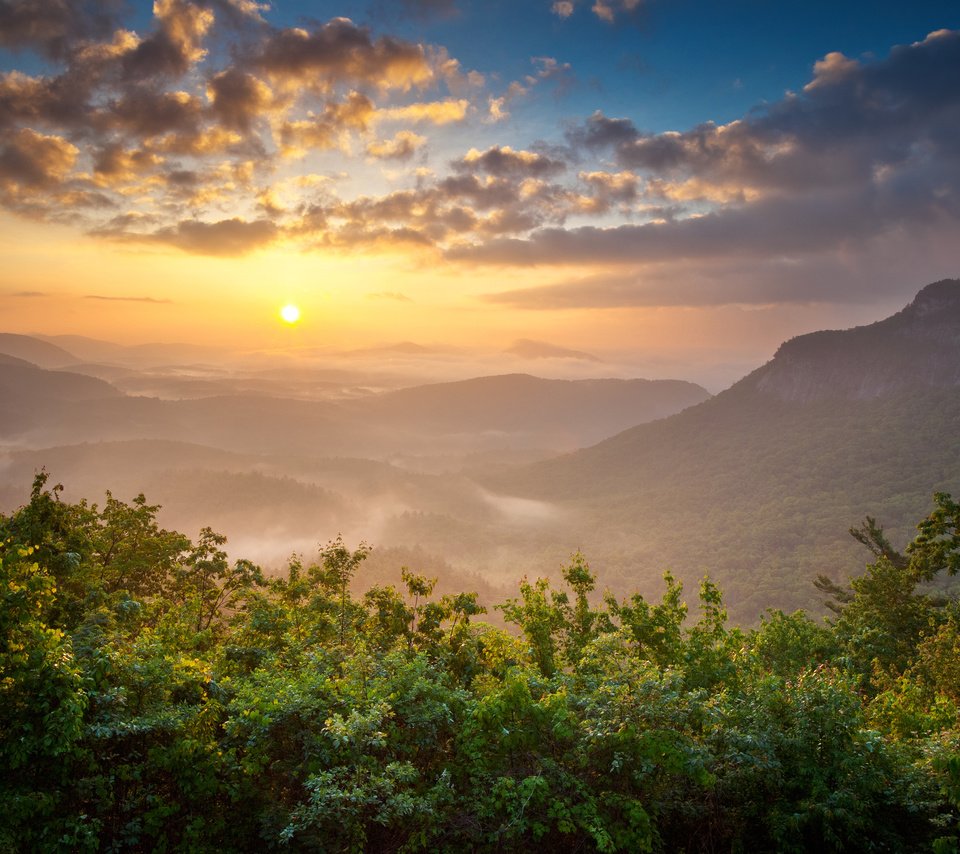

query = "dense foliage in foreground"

[{"left": 3, "top": 475, "right": 960, "bottom": 852}]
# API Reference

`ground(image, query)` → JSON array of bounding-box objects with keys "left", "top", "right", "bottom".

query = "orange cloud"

[
  {"left": 375, "top": 98, "right": 470, "bottom": 125},
  {"left": 366, "top": 130, "right": 426, "bottom": 161},
  {"left": 252, "top": 19, "right": 435, "bottom": 93}
]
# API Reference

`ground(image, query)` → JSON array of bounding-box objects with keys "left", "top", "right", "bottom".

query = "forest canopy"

[{"left": 3, "top": 473, "right": 960, "bottom": 852}]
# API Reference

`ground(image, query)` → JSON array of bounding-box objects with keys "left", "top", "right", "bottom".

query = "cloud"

[
  {"left": 84, "top": 294, "right": 174, "bottom": 303},
  {"left": 0, "top": 128, "right": 77, "bottom": 188},
  {"left": 452, "top": 29, "right": 960, "bottom": 278},
  {"left": 141, "top": 217, "right": 279, "bottom": 256},
  {"left": 206, "top": 69, "right": 275, "bottom": 131},
  {"left": 250, "top": 18, "right": 435, "bottom": 93},
  {"left": 571, "top": 30, "right": 960, "bottom": 199},
  {"left": 366, "top": 130, "right": 426, "bottom": 161},
  {"left": 106, "top": 89, "right": 204, "bottom": 138},
  {"left": 0, "top": 0, "right": 955, "bottom": 301},
  {"left": 591, "top": 0, "right": 643, "bottom": 24},
  {"left": 0, "top": 2, "right": 489, "bottom": 248},
  {"left": 480, "top": 242, "right": 953, "bottom": 309},
  {"left": 453, "top": 186, "right": 912, "bottom": 265},
  {"left": 121, "top": 0, "right": 214, "bottom": 80},
  {"left": 0, "top": 0, "right": 124, "bottom": 58},
  {"left": 91, "top": 145, "right": 164, "bottom": 186},
  {"left": 549, "top": 0, "right": 645, "bottom": 23},
  {"left": 0, "top": 70, "right": 91, "bottom": 131},
  {"left": 279, "top": 92, "right": 375, "bottom": 157},
  {"left": 576, "top": 170, "right": 639, "bottom": 212},
  {"left": 453, "top": 145, "right": 567, "bottom": 179},
  {"left": 375, "top": 98, "right": 470, "bottom": 125},
  {"left": 804, "top": 51, "right": 860, "bottom": 91}
]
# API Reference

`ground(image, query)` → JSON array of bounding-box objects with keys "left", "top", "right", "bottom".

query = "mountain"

[
  {"left": 0, "top": 333, "right": 78, "bottom": 368},
  {"left": 35, "top": 335, "right": 231, "bottom": 367},
  {"left": 484, "top": 281, "right": 960, "bottom": 621},
  {"left": 349, "top": 374, "right": 710, "bottom": 451},
  {"left": 752, "top": 279, "right": 960, "bottom": 402},
  {"left": 505, "top": 339, "right": 602, "bottom": 362},
  {"left": 0, "top": 357, "right": 123, "bottom": 435},
  {"left": 0, "top": 369, "right": 709, "bottom": 462}
]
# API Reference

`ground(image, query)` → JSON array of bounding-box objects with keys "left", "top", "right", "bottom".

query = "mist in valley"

[{"left": 0, "top": 330, "right": 715, "bottom": 613}]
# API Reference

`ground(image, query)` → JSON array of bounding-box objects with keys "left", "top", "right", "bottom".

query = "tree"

[
  {"left": 908, "top": 492, "right": 960, "bottom": 580},
  {"left": 313, "top": 535, "right": 371, "bottom": 647}
]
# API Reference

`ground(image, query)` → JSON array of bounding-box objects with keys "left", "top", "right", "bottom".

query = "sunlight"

[{"left": 280, "top": 304, "right": 301, "bottom": 324}]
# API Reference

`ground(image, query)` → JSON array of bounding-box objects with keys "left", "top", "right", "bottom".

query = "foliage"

[{"left": 2, "top": 479, "right": 959, "bottom": 851}]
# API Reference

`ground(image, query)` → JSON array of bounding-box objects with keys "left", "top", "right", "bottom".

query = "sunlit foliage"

[{"left": 2, "top": 475, "right": 959, "bottom": 851}]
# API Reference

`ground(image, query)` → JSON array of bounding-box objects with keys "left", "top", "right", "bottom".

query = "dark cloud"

[
  {"left": 207, "top": 68, "right": 275, "bottom": 131},
  {"left": 452, "top": 145, "right": 567, "bottom": 179},
  {"left": 481, "top": 225, "right": 960, "bottom": 309},
  {"left": 571, "top": 30, "right": 960, "bottom": 198},
  {"left": 107, "top": 89, "right": 204, "bottom": 138},
  {"left": 0, "top": 0, "right": 123, "bottom": 58},
  {"left": 0, "top": 128, "right": 76, "bottom": 187},
  {"left": 0, "top": 70, "right": 92, "bottom": 131},
  {"left": 121, "top": 0, "right": 213, "bottom": 80},
  {"left": 151, "top": 218, "right": 279, "bottom": 256},
  {"left": 250, "top": 18, "right": 434, "bottom": 92},
  {"left": 454, "top": 30, "right": 960, "bottom": 283},
  {"left": 451, "top": 185, "right": 914, "bottom": 266}
]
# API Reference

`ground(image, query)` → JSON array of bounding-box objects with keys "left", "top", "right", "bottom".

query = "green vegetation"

[
  {"left": 3, "top": 474, "right": 960, "bottom": 851},
  {"left": 489, "top": 383, "right": 960, "bottom": 623}
]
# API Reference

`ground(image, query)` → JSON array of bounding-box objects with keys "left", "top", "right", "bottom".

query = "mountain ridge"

[
  {"left": 750, "top": 279, "right": 960, "bottom": 402},
  {"left": 477, "top": 280, "right": 960, "bottom": 620}
]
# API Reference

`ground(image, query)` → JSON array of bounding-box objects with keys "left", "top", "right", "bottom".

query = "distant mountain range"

[
  {"left": 0, "top": 340, "right": 708, "bottom": 592},
  {"left": 0, "top": 345, "right": 709, "bottom": 458}
]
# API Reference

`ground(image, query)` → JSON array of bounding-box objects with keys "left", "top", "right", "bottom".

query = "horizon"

[{"left": 1, "top": 1, "right": 958, "bottom": 390}]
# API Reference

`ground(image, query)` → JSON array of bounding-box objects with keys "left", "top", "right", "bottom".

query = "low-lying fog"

[{"left": 0, "top": 331, "right": 709, "bottom": 606}]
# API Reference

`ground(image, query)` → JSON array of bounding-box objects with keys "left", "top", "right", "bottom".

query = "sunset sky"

[{"left": 1, "top": 0, "right": 958, "bottom": 388}]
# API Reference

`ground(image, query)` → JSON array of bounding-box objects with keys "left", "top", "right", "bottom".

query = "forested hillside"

[
  {"left": 3, "top": 475, "right": 960, "bottom": 851},
  {"left": 488, "top": 281, "right": 960, "bottom": 620}
]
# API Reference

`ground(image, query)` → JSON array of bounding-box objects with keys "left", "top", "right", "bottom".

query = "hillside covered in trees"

[
  {"left": 4, "top": 474, "right": 960, "bottom": 851},
  {"left": 486, "top": 280, "right": 960, "bottom": 619}
]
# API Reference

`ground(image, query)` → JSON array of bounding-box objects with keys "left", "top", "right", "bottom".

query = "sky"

[{"left": 0, "top": 0, "right": 958, "bottom": 389}]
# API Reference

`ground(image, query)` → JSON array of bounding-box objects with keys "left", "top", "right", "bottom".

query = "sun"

[{"left": 280, "top": 304, "right": 301, "bottom": 324}]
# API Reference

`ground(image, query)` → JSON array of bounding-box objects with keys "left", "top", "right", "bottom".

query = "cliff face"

[{"left": 750, "top": 279, "right": 960, "bottom": 402}]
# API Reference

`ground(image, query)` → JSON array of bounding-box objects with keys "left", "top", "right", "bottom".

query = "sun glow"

[{"left": 280, "top": 304, "right": 301, "bottom": 324}]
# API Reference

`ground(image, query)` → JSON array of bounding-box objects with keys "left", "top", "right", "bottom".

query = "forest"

[{"left": 3, "top": 473, "right": 960, "bottom": 852}]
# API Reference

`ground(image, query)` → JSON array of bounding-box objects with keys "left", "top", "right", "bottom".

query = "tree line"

[{"left": 2, "top": 472, "right": 960, "bottom": 851}]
